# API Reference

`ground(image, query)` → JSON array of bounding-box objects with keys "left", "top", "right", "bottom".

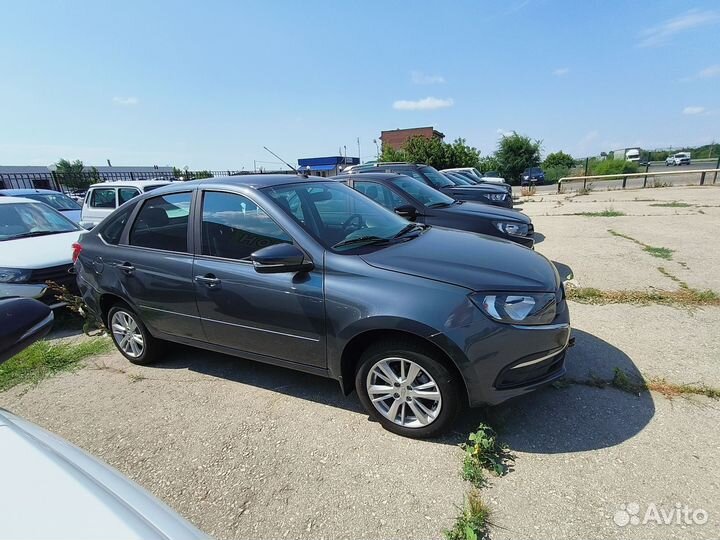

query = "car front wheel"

[
  {"left": 107, "top": 304, "right": 163, "bottom": 365},
  {"left": 355, "top": 340, "right": 461, "bottom": 438}
]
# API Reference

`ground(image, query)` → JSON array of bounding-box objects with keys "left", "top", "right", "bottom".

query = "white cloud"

[
  {"left": 553, "top": 67, "right": 570, "bottom": 76},
  {"left": 411, "top": 71, "right": 445, "bottom": 85},
  {"left": 699, "top": 64, "right": 720, "bottom": 78},
  {"left": 113, "top": 96, "right": 139, "bottom": 106},
  {"left": 496, "top": 128, "right": 514, "bottom": 137},
  {"left": 683, "top": 106, "right": 705, "bottom": 115},
  {"left": 392, "top": 97, "right": 454, "bottom": 111},
  {"left": 639, "top": 9, "right": 720, "bottom": 47}
]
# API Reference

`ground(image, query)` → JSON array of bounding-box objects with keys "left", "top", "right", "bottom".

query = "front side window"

[
  {"left": 354, "top": 181, "right": 406, "bottom": 211},
  {"left": 118, "top": 188, "right": 141, "bottom": 205},
  {"left": 201, "top": 191, "right": 291, "bottom": 260},
  {"left": 0, "top": 202, "right": 79, "bottom": 241},
  {"left": 129, "top": 192, "right": 191, "bottom": 252},
  {"left": 265, "top": 182, "right": 413, "bottom": 252},
  {"left": 90, "top": 188, "right": 116, "bottom": 208}
]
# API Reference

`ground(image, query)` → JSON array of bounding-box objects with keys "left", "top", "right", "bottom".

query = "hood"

[
  {"left": 0, "top": 409, "right": 207, "bottom": 540},
  {"left": 360, "top": 227, "right": 558, "bottom": 292},
  {"left": 448, "top": 183, "right": 506, "bottom": 194},
  {"left": 437, "top": 202, "right": 530, "bottom": 223},
  {"left": 0, "top": 230, "right": 81, "bottom": 269}
]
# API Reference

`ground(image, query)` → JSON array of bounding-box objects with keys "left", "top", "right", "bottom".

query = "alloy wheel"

[
  {"left": 110, "top": 310, "right": 144, "bottom": 358},
  {"left": 365, "top": 357, "right": 442, "bottom": 428}
]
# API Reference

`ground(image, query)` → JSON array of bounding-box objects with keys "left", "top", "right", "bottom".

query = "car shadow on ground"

[{"left": 152, "top": 327, "right": 654, "bottom": 453}]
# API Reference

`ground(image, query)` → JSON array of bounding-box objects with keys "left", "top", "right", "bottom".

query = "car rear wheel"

[
  {"left": 107, "top": 304, "right": 163, "bottom": 365},
  {"left": 355, "top": 340, "right": 461, "bottom": 438}
]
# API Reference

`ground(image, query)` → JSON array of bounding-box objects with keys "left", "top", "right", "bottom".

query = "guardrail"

[{"left": 557, "top": 168, "right": 720, "bottom": 193}]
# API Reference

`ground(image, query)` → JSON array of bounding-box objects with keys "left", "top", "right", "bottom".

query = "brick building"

[{"left": 380, "top": 126, "right": 445, "bottom": 151}]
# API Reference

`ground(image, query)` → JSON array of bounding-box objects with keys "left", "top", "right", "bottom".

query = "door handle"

[
  {"left": 117, "top": 262, "right": 135, "bottom": 274},
  {"left": 195, "top": 274, "right": 221, "bottom": 288}
]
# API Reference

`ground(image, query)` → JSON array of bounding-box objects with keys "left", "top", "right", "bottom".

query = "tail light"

[{"left": 72, "top": 242, "right": 82, "bottom": 263}]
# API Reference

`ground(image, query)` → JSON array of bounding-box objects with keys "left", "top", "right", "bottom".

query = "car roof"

[
  {"left": 331, "top": 172, "right": 406, "bottom": 182},
  {"left": 87, "top": 180, "right": 176, "bottom": 189},
  {"left": 0, "top": 196, "right": 38, "bottom": 205},
  {"left": 158, "top": 174, "right": 332, "bottom": 191}
]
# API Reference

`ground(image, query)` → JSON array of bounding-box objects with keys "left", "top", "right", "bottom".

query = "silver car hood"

[{"left": 0, "top": 409, "right": 208, "bottom": 540}]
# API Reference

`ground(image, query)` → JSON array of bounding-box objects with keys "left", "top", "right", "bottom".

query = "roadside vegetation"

[
  {"left": 577, "top": 208, "right": 625, "bottom": 217},
  {"left": 566, "top": 285, "right": 719, "bottom": 307},
  {"left": 0, "top": 337, "right": 112, "bottom": 392},
  {"left": 649, "top": 201, "right": 691, "bottom": 208},
  {"left": 445, "top": 489, "right": 492, "bottom": 540},
  {"left": 608, "top": 230, "right": 674, "bottom": 259}
]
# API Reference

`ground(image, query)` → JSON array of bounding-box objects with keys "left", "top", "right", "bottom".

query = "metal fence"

[
  {"left": 557, "top": 168, "right": 720, "bottom": 193},
  {"left": 0, "top": 169, "right": 295, "bottom": 196}
]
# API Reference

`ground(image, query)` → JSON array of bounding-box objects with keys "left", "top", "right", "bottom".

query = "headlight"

[
  {"left": 486, "top": 193, "right": 506, "bottom": 201},
  {"left": 0, "top": 268, "right": 32, "bottom": 283},
  {"left": 522, "top": 175, "right": 529, "bottom": 180},
  {"left": 493, "top": 221, "right": 529, "bottom": 237},
  {"left": 470, "top": 292, "right": 556, "bottom": 325}
]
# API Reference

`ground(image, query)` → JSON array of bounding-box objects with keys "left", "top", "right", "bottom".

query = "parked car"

[
  {"left": 445, "top": 170, "right": 513, "bottom": 193},
  {"left": 80, "top": 180, "right": 174, "bottom": 228},
  {"left": 0, "top": 297, "right": 208, "bottom": 540},
  {"left": 75, "top": 175, "right": 571, "bottom": 438},
  {"left": 665, "top": 152, "right": 691, "bottom": 166},
  {"left": 442, "top": 167, "right": 509, "bottom": 187},
  {"left": 521, "top": 167, "right": 546, "bottom": 186},
  {"left": 0, "top": 197, "right": 81, "bottom": 307},
  {"left": 350, "top": 163, "right": 513, "bottom": 208},
  {"left": 0, "top": 188, "right": 82, "bottom": 223},
  {"left": 333, "top": 172, "right": 534, "bottom": 247}
]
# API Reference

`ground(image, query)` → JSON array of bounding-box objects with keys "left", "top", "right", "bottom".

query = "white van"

[{"left": 80, "top": 180, "right": 174, "bottom": 228}]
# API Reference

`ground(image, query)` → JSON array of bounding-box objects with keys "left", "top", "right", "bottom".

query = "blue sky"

[{"left": 1, "top": 0, "right": 718, "bottom": 170}]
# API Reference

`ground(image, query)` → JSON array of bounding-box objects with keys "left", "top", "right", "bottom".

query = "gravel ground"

[{"left": 1, "top": 185, "right": 719, "bottom": 539}]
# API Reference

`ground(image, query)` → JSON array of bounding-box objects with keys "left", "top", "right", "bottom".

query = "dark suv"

[
  {"left": 75, "top": 175, "right": 570, "bottom": 438},
  {"left": 350, "top": 163, "right": 513, "bottom": 208},
  {"left": 521, "top": 167, "right": 546, "bottom": 186}
]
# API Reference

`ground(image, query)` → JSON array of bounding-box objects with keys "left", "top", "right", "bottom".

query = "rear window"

[{"left": 89, "top": 188, "right": 116, "bottom": 208}]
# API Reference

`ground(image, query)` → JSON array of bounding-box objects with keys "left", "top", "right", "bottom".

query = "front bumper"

[{"left": 436, "top": 298, "right": 571, "bottom": 407}]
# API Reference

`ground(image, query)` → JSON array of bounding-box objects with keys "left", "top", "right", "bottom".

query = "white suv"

[
  {"left": 666, "top": 152, "right": 691, "bottom": 166},
  {"left": 80, "top": 180, "right": 174, "bottom": 228}
]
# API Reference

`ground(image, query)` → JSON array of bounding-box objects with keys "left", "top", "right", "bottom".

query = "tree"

[
  {"left": 381, "top": 136, "right": 481, "bottom": 170},
  {"left": 55, "top": 158, "right": 90, "bottom": 191},
  {"left": 478, "top": 155, "right": 501, "bottom": 173},
  {"left": 495, "top": 132, "right": 542, "bottom": 184},
  {"left": 543, "top": 151, "right": 575, "bottom": 169}
]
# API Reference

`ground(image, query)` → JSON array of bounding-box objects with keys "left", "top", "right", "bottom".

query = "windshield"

[
  {"left": 22, "top": 192, "right": 81, "bottom": 211},
  {"left": 390, "top": 176, "right": 455, "bottom": 207},
  {"left": 484, "top": 171, "right": 499, "bottom": 177},
  {"left": 419, "top": 166, "right": 453, "bottom": 189},
  {"left": 0, "top": 202, "right": 79, "bottom": 241},
  {"left": 264, "top": 182, "right": 415, "bottom": 252},
  {"left": 445, "top": 173, "right": 472, "bottom": 186}
]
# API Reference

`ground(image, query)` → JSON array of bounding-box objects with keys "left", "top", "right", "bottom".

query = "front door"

[
  {"left": 193, "top": 190, "right": 326, "bottom": 368},
  {"left": 112, "top": 191, "right": 204, "bottom": 340}
]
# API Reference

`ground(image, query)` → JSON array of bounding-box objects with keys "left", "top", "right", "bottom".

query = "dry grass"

[{"left": 566, "top": 286, "right": 720, "bottom": 307}]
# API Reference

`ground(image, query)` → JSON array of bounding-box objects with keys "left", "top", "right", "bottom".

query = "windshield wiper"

[
  {"left": 3, "top": 231, "right": 64, "bottom": 241},
  {"left": 332, "top": 236, "right": 392, "bottom": 249},
  {"left": 427, "top": 202, "right": 452, "bottom": 208},
  {"left": 393, "top": 224, "right": 425, "bottom": 238}
]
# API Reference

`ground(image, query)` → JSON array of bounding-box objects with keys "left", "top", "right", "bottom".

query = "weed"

[
  {"left": 566, "top": 285, "right": 720, "bottom": 307},
  {"left": 576, "top": 183, "right": 594, "bottom": 196},
  {"left": 520, "top": 185, "right": 536, "bottom": 197},
  {"left": 612, "top": 368, "right": 644, "bottom": 394},
  {"left": 0, "top": 338, "right": 112, "bottom": 392},
  {"left": 577, "top": 208, "right": 625, "bottom": 217},
  {"left": 608, "top": 230, "right": 674, "bottom": 259},
  {"left": 649, "top": 179, "right": 671, "bottom": 188},
  {"left": 46, "top": 282, "right": 105, "bottom": 335},
  {"left": 444, "top": 489, "right": 492, "bottom": 540},
  {"left": 657, "top": 267, "right": 689, "bottom": 288},
  {"left": 461, "top": 424, "right": 514, "bottom": 483},
  {"left": 128, "top": 373, "right": 147, "bottom": 383},
  {"left": 649, "top": 201, "right": 691, "bottom": 208}
]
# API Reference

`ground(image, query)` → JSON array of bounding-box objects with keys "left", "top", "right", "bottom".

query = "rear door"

[
  {"left": 109, "top": 190, "right": 204, "bottom": 340},
  {"left": 192, "top": 189, "right": 326, "bottom": 367}
]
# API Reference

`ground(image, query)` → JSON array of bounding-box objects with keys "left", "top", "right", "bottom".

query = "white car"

[
  {"left": 665, "top": 152, "right": 691, "bottom": 166},
  {"left": 0, "top": 197, "right": 82, "bottom": 307},
  {"left": 80, "top": 180, "right": 174, "bottom": 228}
]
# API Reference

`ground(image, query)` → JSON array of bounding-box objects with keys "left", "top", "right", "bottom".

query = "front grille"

[{"left": 29, "top": 264, "right": 77, "bottom": 291}]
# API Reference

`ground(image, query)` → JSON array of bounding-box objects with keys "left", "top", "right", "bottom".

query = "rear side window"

[
  {"left": 129, "top": 192, "right": 192, "bottom": 252},
  {"left": 90, "top": 188, "right": 116, "bottom": 208},
  {"left": 98, "top": 202, "right": 137, "bottom": 245},
  {"left": 118, "top": 188, "right": 140, "bottom": 205}
]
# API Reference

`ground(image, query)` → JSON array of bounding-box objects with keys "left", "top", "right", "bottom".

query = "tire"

[
  {"left": 107, "top": 303, "right": 163, "bottom": 365},
  {"left": 355, "top": 339, "right": 462, "bottom": 438}
]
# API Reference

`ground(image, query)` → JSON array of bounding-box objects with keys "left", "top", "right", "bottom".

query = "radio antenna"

[{"left": 263, "top": 146, "right": 301, "bottom": 175}]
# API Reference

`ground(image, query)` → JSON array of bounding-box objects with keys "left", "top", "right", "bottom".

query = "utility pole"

[{"left": 357, "top": 137, "right": 361, "bottom": 163}]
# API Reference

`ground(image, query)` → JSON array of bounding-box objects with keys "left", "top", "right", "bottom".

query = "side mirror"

[
  {"left": 0, "top": 298, "right": 54, "bottom": 365},
  {"left": 394, "top": 205, "right": 417, "bottom": 220},
  {"left": 251, "top": 244, "right": 314, "bottom": 274}
]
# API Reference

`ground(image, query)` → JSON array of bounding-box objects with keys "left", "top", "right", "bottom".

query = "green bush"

[
  {"left": 590, "top": 159, "right": 638, "bottom": 176},
  {"left": 543, "top": 165, "right": 570, "bottom": 184}
]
